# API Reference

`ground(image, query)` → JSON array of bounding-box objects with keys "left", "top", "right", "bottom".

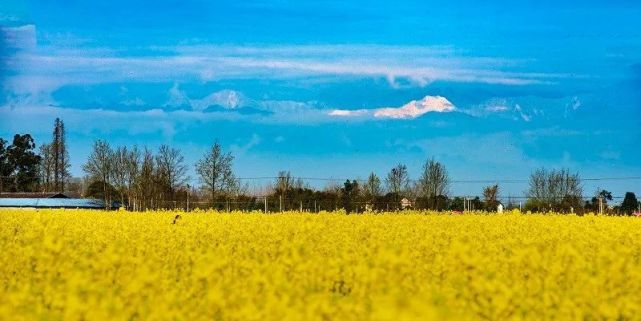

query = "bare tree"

[
  {"left": 527, "top": 168, "right": 582, "bottom": 212},
  {"left": 111, "top": 146, "right": 129, "bottom": 207},
  {"left": 125, "top": 146, "right": 141, "bottom": 210},
  {"left": 417, "top": 158, "right": 450, "bottom": 210},
  {"left": 137, "top": 148, "right": 156, "bottom": 210},
  {"left": 155, "top": 144, "right": 188, "bottom": 205},
  {"left": 294, "top": 177, "right": 307, "bottom": 190},
  {"left": 82, "top": 140, "right": 113, "bottom": 207},
  {"left": 38, "top": 143, "right": 54, "bottom": 192},
  {"left": 273, "top": 171, "right": 294, "bottom": 211},
  {"left": 363, "top": 172, "right": 382, "bottom": 201},
  {"left": 196, "top": 142, "right": 236, "bottom": 203},
  {"left": 385, "top": 164, "right": 410, "bottom": 201},
  {"left": 274, "top": 170, "right": 294, "bottom": 197},
  {"left": 483, "top": 184, "right": 500, "bottom": 211}
]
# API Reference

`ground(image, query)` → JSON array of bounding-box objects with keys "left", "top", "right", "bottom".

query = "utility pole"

[
  {"left": 186, "top": 184, "right": 190, "bottom": 212},
  {"left": 279, "top": 195, "right": 282, "bottom": 212},
  {"left": 264, "top": 196, "right": 268, "bottom": 213},
  {"left": 598, "top": 196, "right": 604, "bottom": 215}
]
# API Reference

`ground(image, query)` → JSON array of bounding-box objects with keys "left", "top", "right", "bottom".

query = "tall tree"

[
  {"left": 273, "top": 171, "right": 294, "bottom": 211},
  {"left": 275, "top": 170, "right": 294, "bottom": 197},
  {"left": 38, "top": 143, "right": 54, "bottom": 192},
  {"left": 7, "top": 134, "right": 41, "bottom": 192},
  {"left": 51, "top": 118, "right": 70, "bottom": 191},
  {"left": 363, "top": 172, "right": 382, "bottom": 202},
  {"left": 586, "top": 190, "right": 613, "bottom": 213},
  {"left": 621, "top": 192, "right": 639, "bottom": 215},
  {"left": 483, "top": 184, "right": 500, "bottom": 211},
  {"left": 385, "top": 164, "right": 410, "bottom": 202},
  {"left": 137, "top": 148, "right": 156, "bottom": 210},
  {"left": 341, "top": 179, "right": 360, "bottom": 213},
  {"left": 196, "top": 142, "right": 236, "bottom": 203},
  {"left": 155, "top": 144, "right": 188, "bottom": 204},
  {"left": 0, "top": 138, "right": 10, "bottom": 194},
  {"left": 125, "top": 146, "right": 141, "bottom": 210},
  {"left": 111, "top": 146, "right": 129, "bottom": 206},
  {"left": 82, "top": 140, "right": 113, "bottom": 207},
  {"left": 418, "top": 158, "right": 450, "bottom": 210}
]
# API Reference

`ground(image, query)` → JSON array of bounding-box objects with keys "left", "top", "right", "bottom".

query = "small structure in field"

[{"left": 401, "top": 198, "right": 413, "bottom": 210}]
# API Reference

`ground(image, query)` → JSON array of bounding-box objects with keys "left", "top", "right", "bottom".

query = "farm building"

[
  {"left": 0, "top": 197, "right": 105, "bottom": 209},
  {"left": 0, "top": 192, "right": 74, "bottom": 199},
  {"left": 401, "top": 198, "right": 413, "bottom": 209}
]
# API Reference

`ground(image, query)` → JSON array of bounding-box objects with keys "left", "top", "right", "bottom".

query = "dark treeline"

[
  {"left": 0, "top": 119, "right": 82, "bottom": 196},
  {"left": 1, "top": 119, "right": 640, "bottom": 214}
]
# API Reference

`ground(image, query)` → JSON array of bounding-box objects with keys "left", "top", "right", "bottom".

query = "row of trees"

[
  {"left": 82, "top": 140, "right": 251, "bottom": 210},
  {"left": 2, "top": 118, "right": 639, "bottom": 214},
  {"left": 266, "top": 163, "right": 511, "bottom": 213},
  {"left": 83, "top": 141, "right": 192, "bottom": 210},
  {"left": 525, "top": 168, "right": 583, "bottom": 212}
]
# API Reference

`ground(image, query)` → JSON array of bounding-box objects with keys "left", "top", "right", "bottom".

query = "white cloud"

[
  {"left": 1, "top": 24, "right": 37, "bottom": 50},
  {"left": 329, "top": 95, "right": 455, "bottom": 120},
  {"left": 189, "top": 90, "right": 246, "bottom": 111},
  {"left": 514, "top": 104, "right": 531, "bottom": 122},
  {"left": 166, "top": 83, "right": 189, "bottom": 107},
  {"left": 485, "top": 105, "right": 510, "bottom": 112},
  {"left": 328, "top": 109, "right": 369, "bottom": 117},
  {"left": 122, "top": 97, "right": 146, "bottom": 106},
  {"left": 463, "top": 95, "right": 582, "bottom": 122},
  {"left": 3, "top": 43, "right": 563, "bottom": 100},
  {"left": 230, "top": 134, "right": 261, "bottom": 156},
  {"left": 570, "top": 96, "right": 581, "bottom": 110}
]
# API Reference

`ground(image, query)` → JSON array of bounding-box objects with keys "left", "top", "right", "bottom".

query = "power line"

[
  {"left": 3, "top": 175, "right": 641, "bottom": 184},
  {"left": 230, "top": 176, "right": 641, "bottom": 184}
]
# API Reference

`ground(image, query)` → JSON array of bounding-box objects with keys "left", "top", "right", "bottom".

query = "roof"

[
  {"left": 0, "top": 192, "right": 72, "bottom": 199},
  {"left": 0, "top": 198, "right": 105, "bottom": 209}
]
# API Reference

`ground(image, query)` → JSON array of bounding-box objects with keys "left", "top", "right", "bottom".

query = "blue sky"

[{"left": 1, "top": 0, "right": 640, "bottom": 197}]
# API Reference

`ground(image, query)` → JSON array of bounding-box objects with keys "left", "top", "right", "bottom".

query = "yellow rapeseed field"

[{"left": 2, "top": 209, "right": 641, "bottom": 321}]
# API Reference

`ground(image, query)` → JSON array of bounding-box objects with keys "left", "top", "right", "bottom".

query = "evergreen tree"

[
  {"left": 0, "top": 138, "right": 10, "bottom": 194},
  {"left": 7, "top": 134, "right": 41, "bottom": 192},
  {"left": 342, "top": 179, "right": 360, "bottom": 213},
  {"left": 621, "top": 192, "right": 639, "bottom": 215},
  {"left": 51, "top": 118, "right": 70, "bottom": 191}
]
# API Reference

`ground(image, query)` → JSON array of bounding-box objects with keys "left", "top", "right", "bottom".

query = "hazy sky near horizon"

[{"left": 1, "top": 0, "right": 640, "bottom": 197}]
